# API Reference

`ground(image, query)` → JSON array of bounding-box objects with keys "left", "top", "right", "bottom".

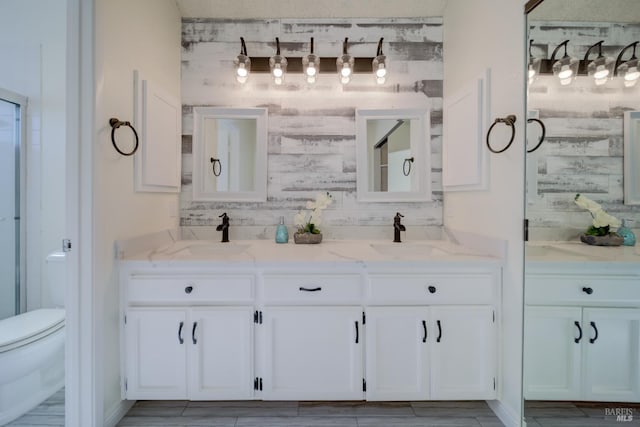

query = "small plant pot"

[
  {"left": 294, "top": 232, "right": 323, "bottom": 244},
  {"left": 580, "top": 233, "right": 623, "bottom": 246}
]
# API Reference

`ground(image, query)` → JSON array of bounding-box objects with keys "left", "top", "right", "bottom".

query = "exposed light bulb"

[
  {"left": 624, "top": 67, "right": 640, "bottom": 81},
  {"left": 236, "top": 63, "right": 248, "bottom": 78},
  {"left": 558, "top": 66, "right": 573, "bottom": 80},
  {"left": 375, "top": 65, "right": 387, "bottom": 78},
  {"left": 341, "top": 63, "right": 352, "bottom": 78},
  {"left": 306, "top": 64, "right": 317, "bottom": 77},
  {"left": 593, "top": 65, "right": 609, "bottom": 80},
  {"left": 272, "top": 64, "right": 283, "bottom": 78}
]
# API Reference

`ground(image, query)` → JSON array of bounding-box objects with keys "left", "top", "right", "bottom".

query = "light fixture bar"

[{"left": 246, "top": 57, "right": 375, "bottom": 73}]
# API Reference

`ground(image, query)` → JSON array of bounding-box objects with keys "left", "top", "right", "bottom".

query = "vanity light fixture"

[
  {"left": 337, "top": 37, "right": 355, "bottom": 85},
  {"left": 269, "top": 37, "right": 288, "bottom": 85},
  {"left": 302, "top": 37, "right": 320, "bottom": 84},
  {"left": 551, "top": 40, "right": 579, "bottom": 85},
  {"left": 373, "top": 37, "right": 387, "bottom": 85},
  {"left": 585, "top": 40, "right": 614, "bottom": 86},
  {"left": 234, "top": 37, "right": 251, "bottom": 84},
  {"left": 615, "top": 41, "right": 640, "bottom": 88}
]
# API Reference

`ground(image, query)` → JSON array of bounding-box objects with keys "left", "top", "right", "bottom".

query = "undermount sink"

[
  {"left": 370, "top": 242, "right": 451, "bottom": 257},
  {"left": 165, "top": 241, "right": 249, "bottom": 257}
]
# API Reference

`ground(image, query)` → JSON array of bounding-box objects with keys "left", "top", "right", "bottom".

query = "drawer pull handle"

[
  {"left": 436, "top": 320, "right": 442, "bottom": 343},
  {"left": 428, "top": 286, "right": 436, "bottom": 294},
  {"left": 582, "top": 287, "right": 593, "bottom": 295},
  {"left": 422, "top": 320, "right": 427, "bottom": 343},
  {"left": 574, "top": 321, "right": 582, "bottom": 343},
  {"left": 355, "top": 321, "right": 359, "bottom": 344},
  {"left": 299, "top": 286, "right": 322, "bottom": 292},
  {"left": 178, "top": 321, "right": 184, "bottom": 344},
  {"left": 185, "top": 285, "right": 194, "bottom": 294},
  {"left": 192, "top": 322, "right": 198, "bottom": 344},
  {"left": 589, "top": 321, "right": 599, "bottom": 344}
]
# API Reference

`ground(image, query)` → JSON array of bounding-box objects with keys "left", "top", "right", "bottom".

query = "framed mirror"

[
  {"left": 192, "top": 107, "right": 267, "bottom": 201},
  {"left": 624, "top": 111, "right": 640, "bottom": 205},
  {"left": 355, "top": 109, "right": 431, "bottom": 202}
]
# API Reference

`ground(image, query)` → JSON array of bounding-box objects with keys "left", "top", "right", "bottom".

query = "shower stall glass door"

[{"left": 0, "top": 90, "right": 26, "bottom": 320}]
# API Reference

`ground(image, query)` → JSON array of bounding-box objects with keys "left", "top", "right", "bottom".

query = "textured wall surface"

[
  {"left": 180, "top": 18, "right": 443, "bottom": 240},
  {"left": 528, "top": 21, "right": 640, "bottom": 240}
]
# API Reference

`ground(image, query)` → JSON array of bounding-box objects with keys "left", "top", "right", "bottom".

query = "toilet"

[{"left": 0, "top": 251, "right": 66, "bottom": 425}]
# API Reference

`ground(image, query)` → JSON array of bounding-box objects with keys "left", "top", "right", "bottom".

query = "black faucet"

[
  {"left": 216, "top": 212, "right": 230, "bottom": 242},
  {"left": 393, "top": 212, "right": 406, "bottom": 243}
]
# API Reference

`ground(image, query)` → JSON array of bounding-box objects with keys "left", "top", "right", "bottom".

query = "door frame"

[{"left": 66, "top": 0, "right": 98, "bottom": 425}]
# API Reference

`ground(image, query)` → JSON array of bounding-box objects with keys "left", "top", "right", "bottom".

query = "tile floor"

[{"left": 9, "top": 393, "right": 640, "bottom": 427}]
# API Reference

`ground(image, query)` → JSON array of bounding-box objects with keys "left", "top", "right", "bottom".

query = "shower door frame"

[{"left": 0, "top": 87, "right": 28, "bottom": 316}]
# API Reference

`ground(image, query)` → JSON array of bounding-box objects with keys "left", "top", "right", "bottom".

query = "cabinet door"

[
  {"left": 365, "top": 307, "right": 429, "bottom": 401},
  {"left": 523, "top": 306, "right": 581, "bottom": 400},
  {"left": 262, "top": 306, "right": 363, "bottom": 400},
  {"left": 430, "top": 305, "right": 496, "bottom": 399},
  {"left": 188, "top": 307, "right": 254, "bottom": 400},
  {"left": 124, "top": 308, "right": 187, "bottom": 399},
  {"left": 583, "top": 307, "right": 640, "bottom": 402}
]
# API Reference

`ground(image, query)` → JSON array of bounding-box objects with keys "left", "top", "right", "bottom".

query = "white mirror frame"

[
  {"left": 192, "top": 107, "right": 267, "bottom": 202},
  {"left": 624, "top": 110, "right": 640, "bottom": 205},
  {"left": 356, "top": 108, "right": 431, "bottom": 202}
]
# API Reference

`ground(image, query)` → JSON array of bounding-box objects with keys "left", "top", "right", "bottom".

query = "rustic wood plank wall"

[
  {"left": 180, "top": 18, "right": 443, "bottom": 240},
  {"left": 528, "top": 21, "right": 640, "bottom": 240}
]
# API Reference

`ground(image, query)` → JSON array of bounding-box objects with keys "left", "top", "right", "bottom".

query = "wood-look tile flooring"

[
  {"left": 14, "top": 394, "right": 640, "bottom": 426},
  {"left": 524, "top": 401, "right": 640, "bottom": 427},
  {"left": 116, "top": 400, "right": 505, "bottom": 427}
]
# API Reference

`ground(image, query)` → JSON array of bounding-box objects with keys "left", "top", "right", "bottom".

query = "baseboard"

[
  {"left": 487, "top": 399, "right": 522, "bottom": 427},
  {"left": 104, "top": 399, "right": 135, "bottom": 427}
]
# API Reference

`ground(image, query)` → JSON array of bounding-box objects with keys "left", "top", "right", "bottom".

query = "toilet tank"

[{"left": 44, "top": 252, "right": 66, "bottom": 308}]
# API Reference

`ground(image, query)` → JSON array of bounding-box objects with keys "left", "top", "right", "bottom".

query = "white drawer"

[
  {"left": 262, "top": 274, "right": 362, "bottom": 304},
  {"left": 127, "top": 274, "right": 254, "bottom": 304},
  {"left": 368, "top": 273, "right": 496, "bottom": 305},
  {"left": 526, "top": 274, "right": 640, "bottom": 306}
]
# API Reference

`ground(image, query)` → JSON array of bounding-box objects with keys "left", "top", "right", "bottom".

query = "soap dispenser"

[
  {"left": 275, "top": 216, "right": 289, "bottom": 243},
  {"left": 617, "top": 219, "right": 636, "bottom": 246}
]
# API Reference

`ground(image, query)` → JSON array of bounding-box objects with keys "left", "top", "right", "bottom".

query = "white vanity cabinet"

[
  {"left": 524, "top": 268, "right": 640, "bottom": 402},
  {"left": 121, "top": 272, "right": 255, "bottom": 400},
  {"left": 365, "top": 271, "right": 498, "bottom": 401},
  {"left": 259, "top": 273, "right": 364, "bottom": 400}
]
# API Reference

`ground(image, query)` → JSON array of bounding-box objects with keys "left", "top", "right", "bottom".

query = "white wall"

[
  {"left": 443, "top": 1, "right": 526, "bottom": 426},
  {"left": 93, "top": 0, "right": 181, "bottom": 421},
  {"left": 0, "top": 0, "right": 67, "bottom": 311}
]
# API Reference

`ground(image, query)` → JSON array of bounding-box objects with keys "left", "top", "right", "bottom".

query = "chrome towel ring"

[
  {"left": 109, "top": 118, "right": 139, "bottom": 156},
  {"left": 486, "top": 115, "right": 517, "bottom": 154},
  {"left": 526, "top": 118, "right": 546, "bottom": 153},
  {"left": 402, "top": 157, "right": 414, "bottom": 176}
]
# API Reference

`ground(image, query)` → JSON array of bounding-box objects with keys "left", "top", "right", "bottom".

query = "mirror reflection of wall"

[
  {"left": 524, "top": 2, "right": 640, "bottom": 425},
  {"left": 367, "top": 119, "right": 411, "bottom": 192},
  {"left": 204, "top": 117, "right": 256, "bottom": 193}
]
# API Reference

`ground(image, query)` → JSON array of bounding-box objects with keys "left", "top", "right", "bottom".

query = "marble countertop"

[
  {"left": 526, "top": 241, "right": 640, "bottom": 264},
  {"left": 119, "top": 238, "right": 502, "bottom": 267}
]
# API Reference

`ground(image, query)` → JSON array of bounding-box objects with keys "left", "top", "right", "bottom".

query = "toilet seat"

[{"left": 0, "top": 308, "right": 65, "bottom": 353}]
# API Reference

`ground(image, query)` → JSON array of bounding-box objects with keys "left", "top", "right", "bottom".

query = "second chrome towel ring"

[
  {"left": 109, "top": 118, "right": 139, "bottom": 156},
  {"left": 486, "top": 115, "right": 517, "bottom": 154}
]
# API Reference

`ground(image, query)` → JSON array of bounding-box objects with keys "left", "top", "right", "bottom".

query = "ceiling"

[{"left": 175, "top": 0, "right": 445, "bottom": 19}]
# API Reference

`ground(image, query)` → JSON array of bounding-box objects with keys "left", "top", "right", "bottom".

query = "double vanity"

[{"left": 118, "top": 238, "right": 502, "bottom": 402}]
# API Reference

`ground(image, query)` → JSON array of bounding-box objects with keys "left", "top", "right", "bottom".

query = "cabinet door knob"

[
  {"left": 185, "top": 285, "right": 194, "bottom": 294},
  {"left": 428, "top": 286, "right": 436, "bottom": 294},
  {"left": 582, "top": 287, "right": 593, "bottom": 295}
]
